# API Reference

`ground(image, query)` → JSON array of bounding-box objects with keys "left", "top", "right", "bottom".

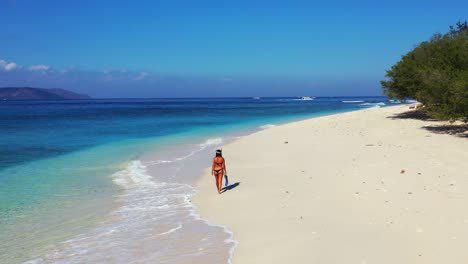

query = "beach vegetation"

[{"left": 381, "top": 21, "right": 468, "bottom": 121}]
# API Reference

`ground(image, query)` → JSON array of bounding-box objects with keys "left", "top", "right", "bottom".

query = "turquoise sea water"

[{"left": 0, "top": 97, "right": 395, "bottom": 263}]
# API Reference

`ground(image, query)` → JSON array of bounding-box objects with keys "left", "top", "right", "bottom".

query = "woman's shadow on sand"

[{"left": 221, "top": 182, "right": 240, "bottom": 193}]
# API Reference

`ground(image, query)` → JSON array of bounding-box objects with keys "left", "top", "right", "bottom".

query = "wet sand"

[{"left": 193, "top": 105, "right": 468, "bottom": 264}]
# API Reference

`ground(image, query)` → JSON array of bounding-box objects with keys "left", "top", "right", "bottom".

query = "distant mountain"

[{"left": 0, "top": 87, "right": 90, "bottom": 100}]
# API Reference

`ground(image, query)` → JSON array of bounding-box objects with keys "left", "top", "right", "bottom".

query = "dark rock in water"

[{"left": 0, "top": 87, "right": 90, "bottom": 100}]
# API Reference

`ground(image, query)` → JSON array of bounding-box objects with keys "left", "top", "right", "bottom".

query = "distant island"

[{"left": 0, "top": 87, "right": 90, "bottom": 100}]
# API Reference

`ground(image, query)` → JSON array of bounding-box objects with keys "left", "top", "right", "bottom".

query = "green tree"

[{"left": 381, "top": 21, "right": 468, "bottom": 121}]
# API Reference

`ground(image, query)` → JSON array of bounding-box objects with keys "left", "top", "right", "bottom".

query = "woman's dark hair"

[{"left": 215, "top": 149, "right": 222, "bottom": 157}]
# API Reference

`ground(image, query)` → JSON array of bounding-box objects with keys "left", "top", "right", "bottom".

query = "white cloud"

[
  {"left": 134, "top": 72, "right": 149, "bottom": 81},
  {"left": 5, "top": 63, "right": 18, "bottom": 71},
  {"left": 219, "top": 77, "right": 233, "bottom": 82},
  {"left": 0, "top": 59, "right": 19, "bottom": 71},
  {"left": 28, "top": 64, "right": 50, "bottom": 71}
]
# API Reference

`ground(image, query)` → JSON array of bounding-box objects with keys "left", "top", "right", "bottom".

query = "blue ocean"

[{"left": 0, "top": 97, "right": 394, "bottom": 263}]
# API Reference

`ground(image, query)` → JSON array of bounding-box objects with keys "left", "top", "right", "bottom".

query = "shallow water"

[{"left": 24, "top": 137, "right": 237, "bottom": 264}]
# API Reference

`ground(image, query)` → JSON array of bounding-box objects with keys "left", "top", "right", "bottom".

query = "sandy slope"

[{"left": 193, "top": 105, "right": 468, "bottom": 264}]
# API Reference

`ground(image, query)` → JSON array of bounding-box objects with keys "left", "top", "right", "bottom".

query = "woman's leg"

[
  {"left": 215, "top": 172, "right": 223, "bottom": 193},
  {"left": 214, "top": 174, "right": 219, "bottom": 192}
]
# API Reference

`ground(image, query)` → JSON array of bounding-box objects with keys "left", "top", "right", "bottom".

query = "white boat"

[{"left": 300, "top": 96, "right": 314, "bottom": 100}]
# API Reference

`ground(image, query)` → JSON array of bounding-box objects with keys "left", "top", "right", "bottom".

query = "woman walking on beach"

[{"left": 212, "top": 149, "right": 227, "bottom": 194}]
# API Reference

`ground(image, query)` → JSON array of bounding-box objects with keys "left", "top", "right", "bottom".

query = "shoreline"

[
  {"left": 193, "top": 105, "right": 468, "bottom": 263},
  {"left": 17, "top": 133, "right": 246, "bottom": 263},
  {"left": 9, "top": 110, "right": 344, "bottom": 263},
  {"left": 1, "top": 98, "right": 394, "bottom": 263}
]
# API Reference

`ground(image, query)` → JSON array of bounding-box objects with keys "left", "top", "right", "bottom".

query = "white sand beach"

[{"left": 193, "top": 105, "right": 468, "bottom": 264}]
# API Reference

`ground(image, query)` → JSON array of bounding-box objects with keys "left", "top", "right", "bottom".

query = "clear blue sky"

[{"left": 0, "top": 0, "right": 466, "bottom": 97}]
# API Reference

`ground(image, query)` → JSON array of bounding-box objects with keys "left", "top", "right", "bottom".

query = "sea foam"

[
  {"left": 358, "top": 102, "right": 386, "bottom": 108},
  {"left": 112, "top": 160, "right": 152, "bottom": 187},
  {"left": 25, "top": 139, "right": 236, "bottom": 264},
  {"left": 200, "top": 137, "right": 223, "bottom": 148},
  {"left": 342, "top": 100, "right": 364, "bottom": 103},
  {"left": 259, "top": 124, "right": 276, "bottom": 129}
]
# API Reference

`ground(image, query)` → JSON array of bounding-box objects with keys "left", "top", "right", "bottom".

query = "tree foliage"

[{"left": 381, "top": 21, "right": 468, "bottom": 121}]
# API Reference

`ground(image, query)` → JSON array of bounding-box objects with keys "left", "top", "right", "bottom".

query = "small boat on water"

[{"left": 300, "top": 96, "right": 314, "bottom": 100}]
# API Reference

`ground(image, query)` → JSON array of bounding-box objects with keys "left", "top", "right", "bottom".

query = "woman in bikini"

[{"left": 212, "top": 149, "right": 227, "bottom": 194}]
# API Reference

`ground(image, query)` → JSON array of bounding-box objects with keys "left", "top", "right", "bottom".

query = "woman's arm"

[
  {"left": 211, "top": 159, "right": 215, "bottom": 175},
  {"left": 223, "top": 159, "right": 227, "bottom": 175}
]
